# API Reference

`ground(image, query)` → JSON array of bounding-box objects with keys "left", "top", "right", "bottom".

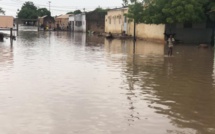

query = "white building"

[{"left": 69, "top": 13, "right": 86, "bottom": 32}]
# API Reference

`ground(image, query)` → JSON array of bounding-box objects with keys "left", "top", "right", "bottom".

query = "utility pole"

[
  {"left": 48, "top": 1, "right": 51, "bottom": 12},
  {"left": 133, "top": 0, "right": 137, "bottom": 42}
]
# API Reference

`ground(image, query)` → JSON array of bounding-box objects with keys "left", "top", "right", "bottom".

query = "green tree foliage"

[
  {"left": 67, "top": 11, "right": 74, "bottom": 14},
  {"left": 67, "top": 10, "right": 82, "bottom": 15},
  {"left": 143, "top": 0, "right": 206, "bottom": 24},
  {"left": 17, "top": 1, "right": 50, "bottom": 19},
  {"left": 125, "top": 0, "right": 144, "bottom": 24},
  {"left": 37, "top": 8, "right": 51, "bottom": 17},
  {"left": 93, "top": 7, "right": 107, "bottom": 16},
  {"left": 122, "top": 0, "right": 128, "bottom": 7},
  {"left": 17, "top": 1, "right": 38, "bottom": 19},
  {"left": 206, "top": 0, "right": 215, "bottom": 21},
  {"left": 74, "top": 10, "right": 82, "bottom": 14},
  {"left": 0, "top": 7, "right": 5, "bottom": 15}
]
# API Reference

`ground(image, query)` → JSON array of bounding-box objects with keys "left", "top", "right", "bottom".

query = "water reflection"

[
  {"left": 0, "top": 32, "right": 215, "bottom": 134},
  {"left": 104, "top": 39, "right": 164, "bottom": 56},
  {"left": 0, "top": 42, "right": 14, "bottom": 68}
]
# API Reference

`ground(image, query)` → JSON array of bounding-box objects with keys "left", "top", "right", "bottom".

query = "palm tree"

[{"left": 0, "top": 7, "right": 5, "bottom": 15}]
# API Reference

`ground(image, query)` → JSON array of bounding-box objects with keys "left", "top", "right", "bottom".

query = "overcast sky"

[{"left": 0, "top": 0, "right": 122, "bottom": 17}]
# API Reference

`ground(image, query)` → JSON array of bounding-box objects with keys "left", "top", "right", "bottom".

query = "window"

[
  {"left": 119, "top": 18, "right": 121, "bottom": 24},
  {"left": 75, "top": 21, "right": 82, "bottom": 27},
  {"left": 109, "top": 18, "right": 111, "bottom": 24}
]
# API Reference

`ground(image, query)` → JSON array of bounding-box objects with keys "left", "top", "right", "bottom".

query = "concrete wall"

[
  {"left": 128, "top": 23, "right": 165, "bottom": 42},
  {"left": 105, "top": 8, "right": 165, "bottom": 42},
  {"left": 166, "top": 23, "right": 213, "bottom": 44},
  {"left": 86, "top": 11, "right": 106, "bottom": 33}
]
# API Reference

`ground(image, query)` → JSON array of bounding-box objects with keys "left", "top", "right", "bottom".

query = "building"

[
  {"left": 38, "top": 15, "right": 55, "bottom": 30},
  {"left": 69, "top": 13, "right": 86, "bottom": 32},
  {"left": 55, "top": 14, "right": 70, "bottom": 30},
  {"left": 105, "top": 7, "right": 165, "bottom": 42},
  {"left": 0, "top": 16, "right": 14, "bottom": 29},
  {"left": 105, "top": 7, "right": 128, "bottom": 34},
  {"left": 86, "top": 10, "right": 107, "bottom": 33},
  {"left": 69, "top": 10, "right": 107, "bottom": 33}
]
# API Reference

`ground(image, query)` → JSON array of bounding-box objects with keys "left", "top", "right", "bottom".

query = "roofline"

[{"left": 107, "top": 6, "right": 128, "bottom": 11}]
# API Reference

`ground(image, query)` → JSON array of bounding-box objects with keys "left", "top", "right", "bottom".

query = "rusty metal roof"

[{"left": 0, "top": 16, "right": 14, "bottom": 28}]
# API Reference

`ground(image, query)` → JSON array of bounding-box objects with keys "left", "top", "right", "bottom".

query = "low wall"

[{"left": 128, "top": 23, "right": 165, "bottom": 42}]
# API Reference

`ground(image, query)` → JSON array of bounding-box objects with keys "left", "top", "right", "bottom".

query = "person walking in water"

[{"left": 167, "top": 35, "right": 175, "bottom": 56}]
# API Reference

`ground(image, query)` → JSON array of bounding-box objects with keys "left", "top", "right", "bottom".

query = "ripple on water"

[{"left": 0, "top": 32, "right": 215, "bottom": 134}]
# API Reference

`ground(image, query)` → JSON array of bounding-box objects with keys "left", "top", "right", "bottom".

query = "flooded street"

[{"left": 0, "top": 31, "right": 215, "bottom": 134}]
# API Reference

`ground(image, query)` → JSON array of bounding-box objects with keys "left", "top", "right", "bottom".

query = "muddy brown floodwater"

[{"left": 0, "top": 31, "right": 215, "bottom": 134}]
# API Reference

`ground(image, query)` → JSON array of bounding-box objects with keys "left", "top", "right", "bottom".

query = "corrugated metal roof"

[{"left": 0, "top": 16, "right": 14, "bottom": 28}]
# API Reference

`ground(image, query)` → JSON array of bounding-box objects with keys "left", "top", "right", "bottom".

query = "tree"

[
  {"left": 124, "top": 0, "right": 144, "bottom": 40},
  {"left": 142, "top": 0, "right": 206, "bottom": 24},
  {"left": 93, "top": 7, "right": 107, "bottom": 16},
  {"left": 0, "top": 7, "right": 5, "bottom": 15},
  {"left": 74, "top": 10, "right": 82, "bottom": 14},
  {"left": 67, "top": 11, "right": 74, "bottom": 14},
  {"left": 17, "top": 1, "right": 38, "bottom": 19},
  {"left": 122, "top": 0, "right": 129, "bottom": 7},
  {"left": 37, "top": 8, "right": 51, "bottom": 17},
  {"left": 206, "top": 0, "right": 215, "bottom": 45}
]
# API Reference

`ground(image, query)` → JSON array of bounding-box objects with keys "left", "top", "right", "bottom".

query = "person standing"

[{"left": 167, "top": 35, "right": 175, "bottom": 56}]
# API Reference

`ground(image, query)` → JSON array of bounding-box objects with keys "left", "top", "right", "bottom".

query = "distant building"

[
  {"left": 69, "top": 13, "right": 86, "bottom": 32},
  {"left": 105, "top": 7, "right": 165, "bottom": 42},
  {"left": 38, "top": 15, "right": 55, "bottom": 30},
  {"left": 86, "top": 10, "right": 107, "bottom": 33},
  {"left": 0, "top": 16, "right": 14, "bottom": 29},
  {"left": 68, "top": 10, "right": 107, "bottom": 33},
  {"left": 55, "top": 14, "right": 70, "bottom": 30}
]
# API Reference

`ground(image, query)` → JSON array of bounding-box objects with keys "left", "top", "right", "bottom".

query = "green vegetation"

[
  {"left": 124, "top": 0, "right": 215, "bottom": 24},
  {"left": 142, "top": 0, "right": 206, "bottom": 24},
  {"left": 92, "top": 7, "right": 107, "bottom": 16},
  {"left": 66, "top": 11, "right": 74, "bottom": 14},
  {"left": 17, "top": 1, "right": 50, "bottom": 19},
  {"left": 67, "top": 10, "right": 82, "bottom": 15},
  {"left": 122, "top": 0, "right": 128, "bottom": 7},
  {"left": 37, "top": 8, "right": 51, "bottom": 17},
  {"left": 0, "top": 7, "right": 5, "bottom": 15},
  {"left": 125, "top": 0, "right": 144, "bottom": 24}
]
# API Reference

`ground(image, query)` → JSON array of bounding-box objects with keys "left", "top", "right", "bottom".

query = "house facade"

[
  {"left": 105, "top": 7, "right": 128, "bottom": 34},
  {"left": 69, "top": 11, "right": 106, "bottom": 33},
  {"left": 55, "top": 14, "right": 70, "bottom": 30},
  {"left": 69, "top": 13, "right": 86, "bottom": 32},
  {"left": 38, "top": 15, "right": 55, "bottom": 30},
  {"left": 105, "top": 7, "right": 165, "bottom": 42}
]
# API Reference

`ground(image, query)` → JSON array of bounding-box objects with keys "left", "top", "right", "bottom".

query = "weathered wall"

[
  {"left": 128, "top": 23, "right": 165, "bottom": 42},
  {"left": 86, "top": 11, "right": 106, "bottom": 33},
  {"left": 166, "top": 23, "right": 212, "bottom": 44},
  {"left": 105, "top": 8, "right": 165, "bottom": 42}
]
